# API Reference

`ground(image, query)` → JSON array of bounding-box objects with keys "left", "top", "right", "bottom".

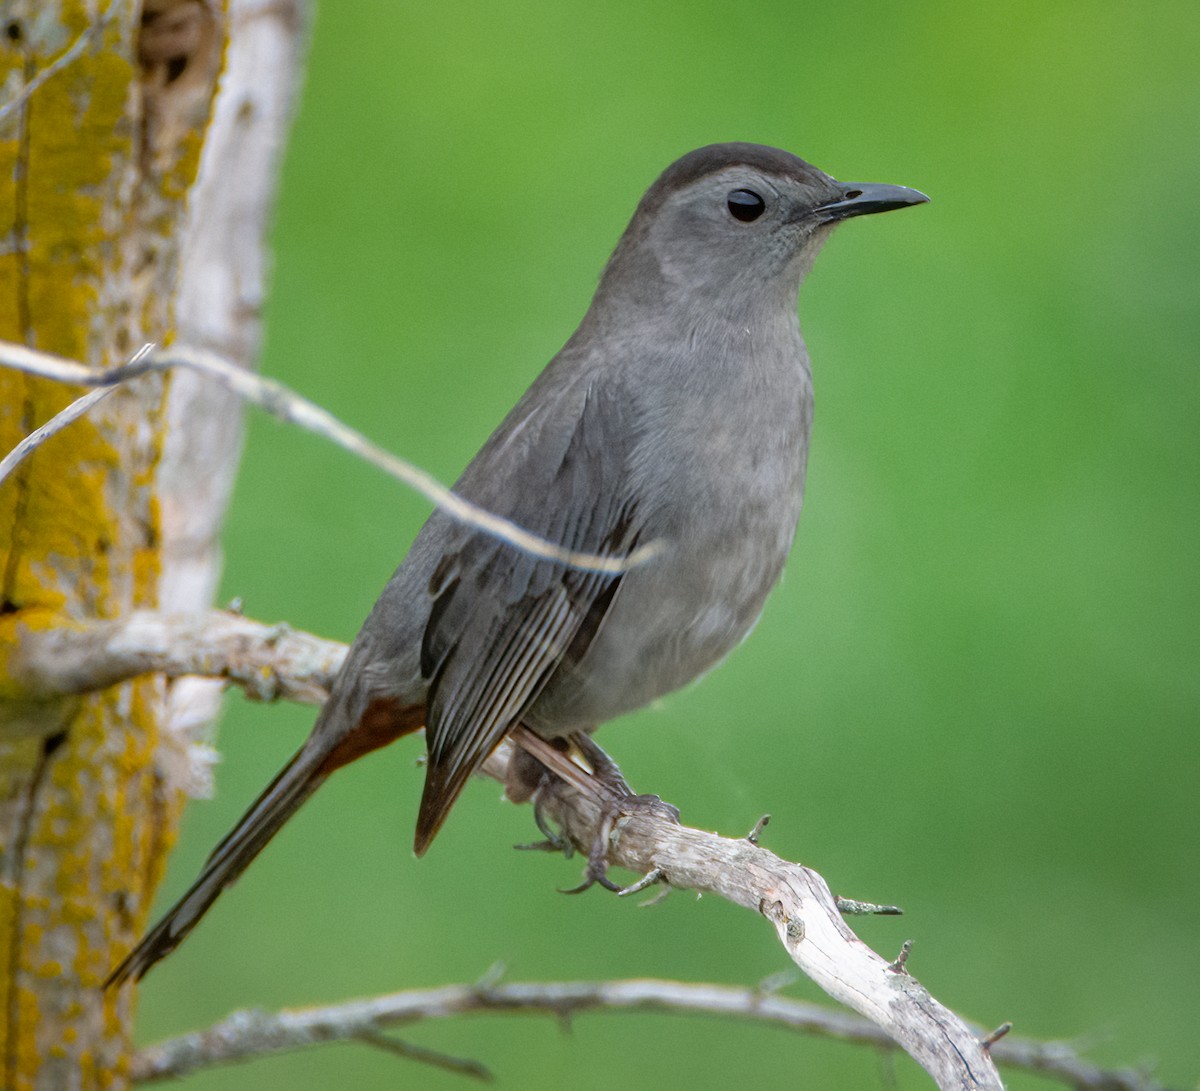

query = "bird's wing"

[{"left": 413, "top": 373, "right": 639, "bottom": 852}]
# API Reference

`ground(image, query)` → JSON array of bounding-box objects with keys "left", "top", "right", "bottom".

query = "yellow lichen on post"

[{"left": 0, "top": 2, "right": 225, "bottom": 1088}]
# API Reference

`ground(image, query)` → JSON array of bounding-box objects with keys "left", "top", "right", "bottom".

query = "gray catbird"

[{"left": 107, "top": 142, "right": 927, "bottom": 986}]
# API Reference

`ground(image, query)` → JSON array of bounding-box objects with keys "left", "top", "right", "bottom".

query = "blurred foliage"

[{"left": 133, "top": 1, "right": 1199, "bottom": 1087}]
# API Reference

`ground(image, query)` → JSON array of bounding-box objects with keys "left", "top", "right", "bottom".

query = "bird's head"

[{"left": 597, "top": 142, "right": 928, "bottom": 314}]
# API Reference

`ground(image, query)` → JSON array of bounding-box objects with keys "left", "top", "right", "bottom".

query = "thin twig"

[
  {"left": 0, "top": 0, "right": 124, "bottom": 127},
  {"left": 889, "top": 939, "right": 914, "bottom": 975},
  {"left": 981, "top": 1022, "right": 1012, "bottom": 1051},
  {"left": 0, "top": 387, "right": 113, "bottom": 485},
  {"left": 616, "top": 866, "right": 666, "bottom": 897},
  {"left": 0, "top": 343, "right": 153, "bottom": 486},
  {"left": 128, "top": 978, "right": 1174, "bottom": 1091},
  {"left": 746, "top": 814, "right": 770, "bottom": 844},
  {"left": 835, "top": 896, "right": 903, "bottom": 916},
  {"left": 352, "top": 1029, "right": 492, "bottom": 1082},
  {"left": 0, "top": 338, "right": 659, "bottom": 575}
]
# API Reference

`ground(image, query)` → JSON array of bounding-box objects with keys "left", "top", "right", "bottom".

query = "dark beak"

[{"left": 815, "top": 181, "right": 930, "bottom": 223}]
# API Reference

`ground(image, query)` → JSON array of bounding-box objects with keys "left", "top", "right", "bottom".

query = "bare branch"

[
  {"left": 989, "top": 1036, "right": 1168, "bottom": 1091},
  {"left": 889, "top": 938, "right": 914, "bottom": 975},
  {"left": 13, "top": 609, "right": 1171, "bottom": 1088},
  {"left": 617, "top": 866, "right": 667, "bottom": 897},
  {"left": 0, "top": 387, "right": 114, "bottom": 485},
  {"left": 497, "top": 726, "right": 1002, "bottom": 1090},
  {"left": 0, "top": 338, "right": 659, "bottom": 576},
  {"left": 981, "top": 1021, "right": 1013, "bottom": 1050},
  {"left": 746, "top": 813, "right": 771, "bottom": 844},
  {"left": 835, "top": 896, "right": 904, "bottom": 916},
  {"left": 4, "top": 609, "right": 990, "bottom": 1087},
  {"left": 353, "top": 1029, "right": 492, "bottom": 1083},
  {"left": 0, "top": 346, "right": 152, "bottom": 486},
  {"left": 129, "top": 977, "right": 1172, "bottom": 1091},
  {"left": 7, "top": 610, "right": 346, "bottom": 710}
]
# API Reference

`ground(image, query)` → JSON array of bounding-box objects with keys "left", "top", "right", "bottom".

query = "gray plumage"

[{"left": 107, "top": 142, "right": 927, "bottom": 986}]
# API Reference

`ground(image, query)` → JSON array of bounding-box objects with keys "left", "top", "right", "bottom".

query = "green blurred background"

[{"left": 134, "top": 1, "right": 1199, "bottom": 1087}]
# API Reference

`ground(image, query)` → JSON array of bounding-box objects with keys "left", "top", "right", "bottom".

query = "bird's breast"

[{"left": 529, "top": 351, "right": 812, "bottom": 732}]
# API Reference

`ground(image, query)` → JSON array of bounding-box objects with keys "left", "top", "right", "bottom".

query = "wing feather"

[{"left": 413, "top": 374, "right": 638, "bottom": 852}]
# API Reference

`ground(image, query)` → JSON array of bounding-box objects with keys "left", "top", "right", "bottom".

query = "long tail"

[
  {"left": 106, "top": 692, "right": 424, "bottom": 988},
  {"left": 105, "top": 747, "right": 327, "bottom": 988}
]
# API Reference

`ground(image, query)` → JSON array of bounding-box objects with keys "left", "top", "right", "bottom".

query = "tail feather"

[
  {"left": 105, "top": 748, "right": 326, "bottom": 988},
  {"left": 106, "top": 693, "right": 425, "bottom": 988},
  {"left": 413, "top": 748, "right": 479, "bottom": 857}
]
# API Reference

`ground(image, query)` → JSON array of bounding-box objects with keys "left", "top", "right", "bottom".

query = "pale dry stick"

[
  {"left": 10, "top": 609, "right": 998, "bottom": 1087},
  {"left": 128, "top": 977, "right": 1172, "bottom": 1091},
  {"left": 502, "top": 727, "right": 1002, "bottom": 1090},
  {"left": 0, "top": 0, "right": 124, "bottom": 127},
  {"left": 155, "top": 0, "right": 312, "bottom": 798},
  {"left": 0, "top": 344, "right": 154, "bottom": 486},
  {"left": 11, "top": 609, "right": 996, "bottom": 1086},
  {"left": 6, "top": 610, "right": 346, "bottom": 711},
  {"left": 0, "top": 338, "right": 658, "bottom": 575},
  {"left": 0, "top": 387, "right": 113, "bottom": 485},
  {"left": 351, "top": 1029, "right": 492, "bottom": 1083}
]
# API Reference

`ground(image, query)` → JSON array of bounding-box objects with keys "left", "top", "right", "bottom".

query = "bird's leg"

[
  {"left": 511, "top": 787, "right": 576, "bottom": 855},
  {"left": 507, "top": 740, "right": 573, "bottom": 854},
  {"left": 566, "top": 731, "right": 636, "bottom": 795},
  {"left": 531, "top": 782, "right": 574, "bottom": 856},
  {"left": 561, "top": 731, "right": 681, "bottom": 893},
  {"left": 568, "top": 732, "right": 681, "bottom": 827},
  {"left": 559, "top": 803, "right": 624, "bottom": 893},
  {"left": 510, "top": 727, "right": 679, "bottom": 893}
]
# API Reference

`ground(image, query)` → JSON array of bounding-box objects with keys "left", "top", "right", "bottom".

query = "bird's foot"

[
  {"left": 508, "top": 727, "right": 680, "bottom": 892},
  {"left": 560, "top": 732, "right": 680, "bottom": 892},
  {"left": 513, "top": 785, "right": 575, "bottom": 857},
  {"left": 559, "top": 792, "right": 679, "bottom": 894}
]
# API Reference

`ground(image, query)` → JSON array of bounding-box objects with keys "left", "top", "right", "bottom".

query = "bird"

[{"left": 106, "top": 142, "right": 927, "bottom": 986}]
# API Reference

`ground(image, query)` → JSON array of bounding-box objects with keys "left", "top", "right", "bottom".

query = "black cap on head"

[{"left": 637, "top": 142, "right": 834, "bottom": 217}]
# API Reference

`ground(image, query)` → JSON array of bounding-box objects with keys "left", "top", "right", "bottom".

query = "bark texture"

[{"left": 0, "top": 2, "right": 225, "bottom": 1086}]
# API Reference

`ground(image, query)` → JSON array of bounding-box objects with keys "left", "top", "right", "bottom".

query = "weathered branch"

[
  {"left": 7, "top": 612, "right": 1176, "bottom": 1089},
  {"left": 11, "top": 611, "right": 1005, "bottom": 1087},
  {"left": 129, "top": 977, "right": 1170, "bottom": 1091},
  {"left": 499, "top": 730, "right": 1001, "bottom": 1090},
  {"left": 7, "top": 609, "right": 345, "bottom": 711},
  {"left": 0, "top": 387, "right": 115, "bottom": 485}
]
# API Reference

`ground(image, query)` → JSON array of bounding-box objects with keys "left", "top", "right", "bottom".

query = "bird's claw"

[
  {"left": 559, "top": 805, "right": 622, "bottom": 893},
  {"left": 560, "top": 792, "right": 678, "bottom": 894}
]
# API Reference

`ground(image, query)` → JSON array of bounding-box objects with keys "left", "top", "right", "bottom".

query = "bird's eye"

[{"left": 727, "top": 189, "right": 766, "bottom": 222}]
